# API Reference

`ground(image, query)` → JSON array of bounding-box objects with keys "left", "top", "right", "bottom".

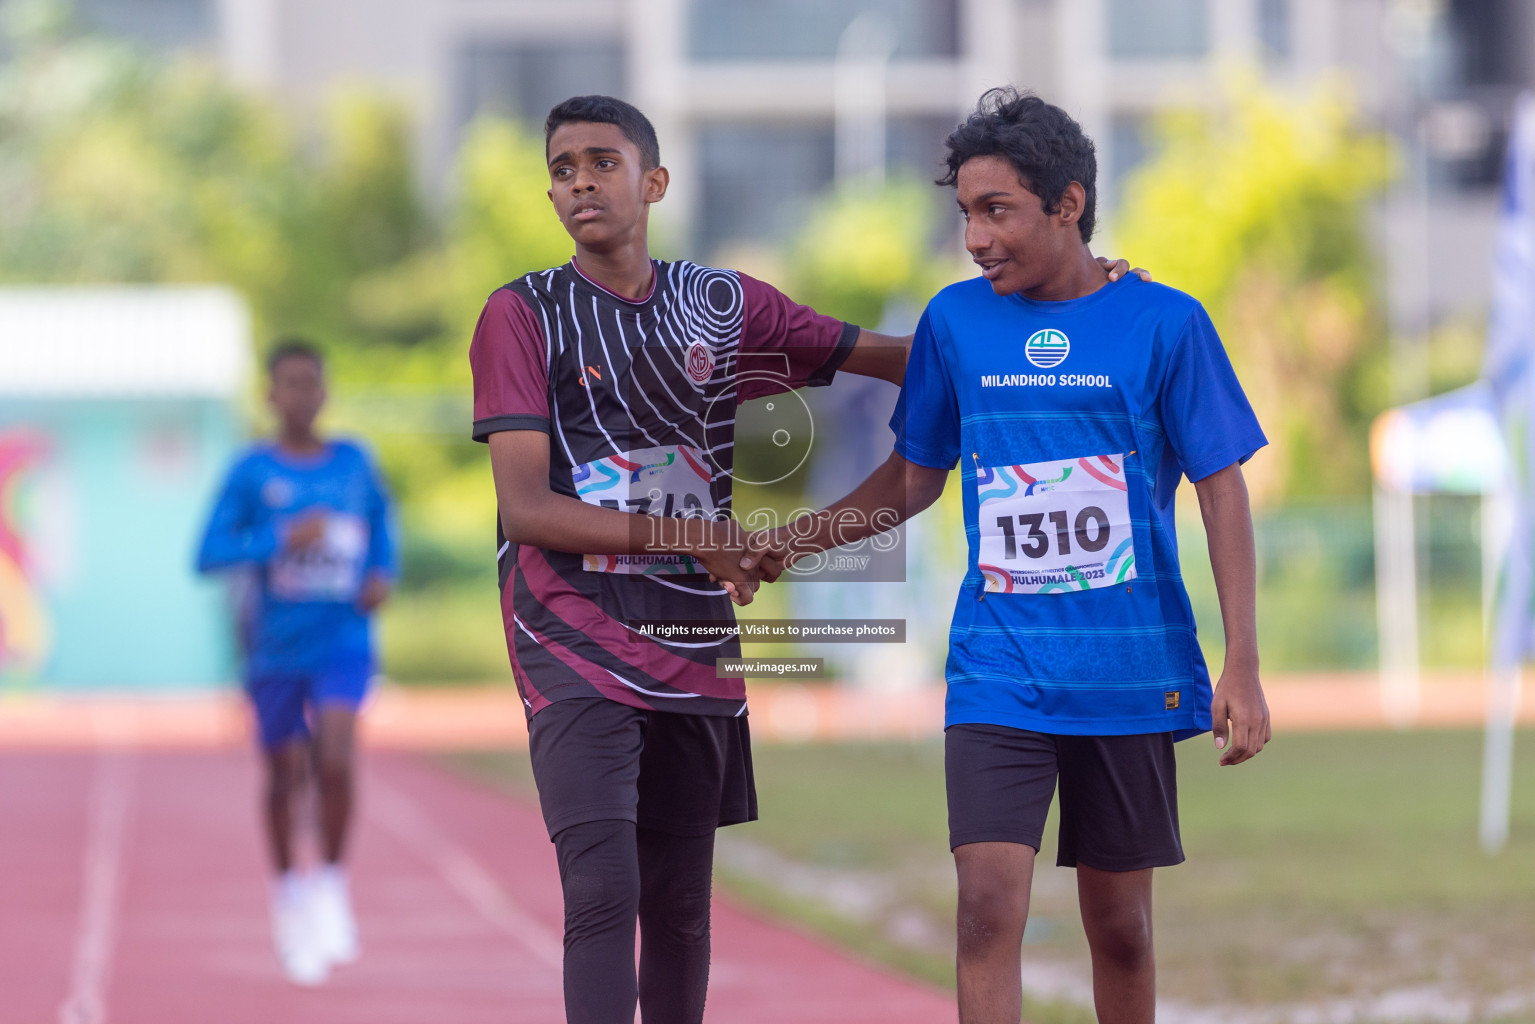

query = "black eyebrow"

[
  {"left": 957, "top": 190, "right": 1014, "bottom": 209},
  {"left": 548, "top": 146, "right": 624, "bottom": 167}
]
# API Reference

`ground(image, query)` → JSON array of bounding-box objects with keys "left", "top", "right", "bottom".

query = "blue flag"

[{"left": 1484, "top": 93, "right": 1535, "bottom": 667}]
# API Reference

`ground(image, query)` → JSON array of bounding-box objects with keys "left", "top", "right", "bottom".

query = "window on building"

[
  {"left": 688, "top": 0, "right": 959, "bottom": 61},
  {"left": 697, "top": 122, "right": 835, "bottom": 256},
  {"left": 1105, "top": 0, "right": 1208, "bottom": 60},
  {"left": 1106, "top": 112, "right": 1153, "bottom": 211},
  {"left": 1449, "top": 0, "right": 1523, "bottom": 87},
  {"left": 1258, "top": 0, "right": 1290, "bottom": 62},
  {"left": 73, "top": 0, "right": 214, "bottom": 50},
  {"left": 455, "top": 40, "right": 627, "bottom": 133},
  {"left": 1439, "top": 0, "right": 1523, "bottom": 191},
  {"left": 697, "top": 116, "right": 954, "bottom": 261}
]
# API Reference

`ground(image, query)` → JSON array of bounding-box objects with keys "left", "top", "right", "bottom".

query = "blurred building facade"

[{"left": 21, "top": 0, "right": 1535, "bottom": 330}]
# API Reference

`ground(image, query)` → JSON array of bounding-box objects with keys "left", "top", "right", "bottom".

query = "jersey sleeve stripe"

[
  {"left": 806, "top": 320, "right": 861, "bottom": 387},
  {"left": 473, "top": 414, "right": 551, "bottom": 440}
]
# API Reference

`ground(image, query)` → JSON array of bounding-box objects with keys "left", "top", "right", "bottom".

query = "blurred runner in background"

[{"left": 196, "top": 339, "right": 396, "bottom": 986}]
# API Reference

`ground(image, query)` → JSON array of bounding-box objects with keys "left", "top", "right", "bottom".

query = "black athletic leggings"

[{"left": 554, "top": 819, "right": 716, "bottom": 1024}]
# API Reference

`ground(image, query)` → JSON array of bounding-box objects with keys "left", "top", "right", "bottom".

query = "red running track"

[{"left": 0, "top": 748, "right": 956, "bottom": 1023}]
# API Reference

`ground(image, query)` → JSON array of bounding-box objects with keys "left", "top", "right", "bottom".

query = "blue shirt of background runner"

[
  {"left": 196, "top": 440, "right": 396, "bottom": 680},
  {"left": 892, "top": 275, "right": 1266, "bottom": 739}
]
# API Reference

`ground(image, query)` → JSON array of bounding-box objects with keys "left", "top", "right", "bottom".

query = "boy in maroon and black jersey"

[
  {"left": 469, "top": 94, "right": 1136, "bottom": 1024},
  {"left": 474, "top": 258, "right": 853, "bottom": 718},
  {"left": 468, "top": 95, "right": 903, "bottom": 1023}
]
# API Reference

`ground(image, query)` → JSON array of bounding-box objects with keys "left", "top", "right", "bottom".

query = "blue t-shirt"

[
  {"left": 196, "top": 440, "right": 396, "bottom": 679},
  {"left": 893, "top": 275, "right": 1266, "bottom": 738}
]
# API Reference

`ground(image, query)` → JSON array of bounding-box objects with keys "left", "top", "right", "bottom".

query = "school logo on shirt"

[
  {"left": 1024, "top": 328, "right": 1070, "bottom": 369},
  {"left": 261, "top": 477, "right": 294, "bottom": 509},
  {"left": 686, "top": 341, "right": 715, "bottom": 384}
]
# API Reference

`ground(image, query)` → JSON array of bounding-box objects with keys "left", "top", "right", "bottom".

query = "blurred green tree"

[
  {"left": 342, "top": 115, "right": 575, "bottom": 361},
  {"left": 784, "top": 177, "right": 958, "bottom": 329},
  {"left": 339, "top": 117, "right": 579, "bottom": 580},
  {"left": 1114, "top": 75, "right": 1395, "bottom": 503},
  {"left": 446, "top": 117, "right": 574, "bottom": 325},
  {"left": 0, "top": 3, "right": 433, "bottom": 352}
]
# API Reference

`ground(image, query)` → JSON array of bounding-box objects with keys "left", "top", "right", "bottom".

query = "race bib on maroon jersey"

[{"left": 572, "top": 445, "right": 717, "bottom": 575}]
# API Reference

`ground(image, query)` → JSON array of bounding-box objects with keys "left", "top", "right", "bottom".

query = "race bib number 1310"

[{"left": 975, "top": 453, "right": 1136, "bottom": 594}]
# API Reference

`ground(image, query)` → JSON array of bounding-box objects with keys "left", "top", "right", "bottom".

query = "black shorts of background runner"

[
  {"left": 528, "top": 697, "right": 757, "bottom": 838},
  {"left": 945, "top": 724, "right": 1184, "bottom": 871}
]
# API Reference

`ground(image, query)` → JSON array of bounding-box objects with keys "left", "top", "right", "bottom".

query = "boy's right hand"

[
  {"left": 282, "top": 512, "right": 328, "bottom": 552},
  {"left": 696, "top": 522, "right": 797, "bottom": 604},
  {"left": 690, "top": 519, "right": 765, "bottom": 587},
  {"left": 740, "top": 529, "right": 792, "bottom": 583}
]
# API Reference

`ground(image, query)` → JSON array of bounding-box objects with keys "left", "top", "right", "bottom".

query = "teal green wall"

[{"left": 0, "top": 398, "right": 239, "bottom": 691}]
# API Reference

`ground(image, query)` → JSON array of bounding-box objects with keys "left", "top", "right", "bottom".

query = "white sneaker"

[
  {"left": 270, "top": 875, "right": 329, "bottom": 987},
  {"left": 310, "top": 865, "right": 359, "bottom": 965}
]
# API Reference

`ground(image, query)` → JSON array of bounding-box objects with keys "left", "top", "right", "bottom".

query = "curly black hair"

[
  {"left": 545, "top": 95, "right": 661, "bottom": 170},
  {"left": 938, "top": 88, "right": 1097, "bottom": 243}
]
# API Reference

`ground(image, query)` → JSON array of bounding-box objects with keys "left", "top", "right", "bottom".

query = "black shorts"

[
  {"left": 527, "top": 697, "right": 758, "bottom": 839},
  {"left": 945, "top": 724, "right": 1184, "bottom": 872}
]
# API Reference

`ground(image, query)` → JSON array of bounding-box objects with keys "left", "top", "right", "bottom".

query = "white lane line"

[
  {"left": 58, "top": 750, "right": 135, "bottom": 1024},
  {"left": 368, "top": 776, "right": 563, "bottom": 970}
]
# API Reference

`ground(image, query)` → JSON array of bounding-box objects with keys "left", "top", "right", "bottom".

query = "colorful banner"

[{"left": 0, "top": 431, "right": 51, "bottom": 678}]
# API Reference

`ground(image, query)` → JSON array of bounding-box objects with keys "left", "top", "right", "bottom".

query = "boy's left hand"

[
  {"left": 716, "top": 528, "right": 794, "bottom": 604},
  {"left": 357, "top": 571, "right": 392, "bottom": 613},
  {"left": 1099, "top": 257, "right": 1151, "bottom": 283},
  {"left": 720, "top": 579, "right": 758, "bottom": 606},
  {"left": 1210, "top": 667, "right": 1270, "bottom": 766},
  {"left": 741, "top": 528, "right": 790, "bottom": 583}
]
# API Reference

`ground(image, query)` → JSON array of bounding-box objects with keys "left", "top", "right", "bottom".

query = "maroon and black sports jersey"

[{"left": 470, "top": 259, "right": 858, "bottom": 719}]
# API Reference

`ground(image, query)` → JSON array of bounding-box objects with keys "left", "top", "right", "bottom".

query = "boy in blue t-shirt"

[
  {"left": 745, "top": 89, "right": 1270, "bottom": 1023},
  {"left": 197, "top": 340, "right": 396, "bottom": 987}
]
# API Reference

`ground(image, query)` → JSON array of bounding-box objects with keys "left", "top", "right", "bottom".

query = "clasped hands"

[{"left": 687, "top": 521, "right": 796, "bottom": 606}]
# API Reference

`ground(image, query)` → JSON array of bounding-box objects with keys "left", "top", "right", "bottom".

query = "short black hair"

[
  {"left": 266, "top": 337, "right": 324, "bottom": 376},
  {"left": 938, "top": 88, "right": 1097, "bottom": 243},
  {"left": 545, "top": 95, "right": 660, "bottom": 170}
]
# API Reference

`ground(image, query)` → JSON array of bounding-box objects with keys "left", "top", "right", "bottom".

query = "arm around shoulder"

[{"left": 838, "top": 328, "right": 912, "bottom": 386}]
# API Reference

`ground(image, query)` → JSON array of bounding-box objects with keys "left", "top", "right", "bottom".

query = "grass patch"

[
  {"left": 446, "top": 729, "right": 1535, "bottom": 1018},
  {"left": 1154, "top": 729, "right": 1535, "bottom": 1005},
  {"left": 379, "top": 584, "right": 510, "bottom": 684}
]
